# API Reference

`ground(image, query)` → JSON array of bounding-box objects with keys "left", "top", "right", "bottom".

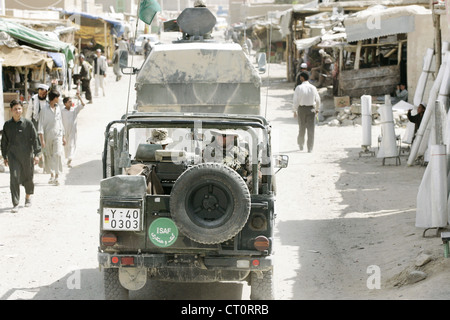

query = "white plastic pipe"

[
  {"left": 431, "top": 145, "right": 448, "bottom": 227},
  {"left": 377, "top": 95, "right": 398, "bottom": 158},
  {"left": 404, "top": 48, "right": 434, "bottom": 144},
  {"left": 416, "top": 144, "right": 448, "bottom": 228},
  {"left": 413, "top": 48, "right": 434, "bottom": 106},
  {"left": 0, "top": 59, "right": 4, "bottom": 130},
  {"left": 361, "top": 95, "right": 372, "bottom": 147},
  {"left": 408, "top": 51, "right": 449, "bottom": 165},
  {"left": 438, "top": 53, "right": 450, "bottom": 145}
]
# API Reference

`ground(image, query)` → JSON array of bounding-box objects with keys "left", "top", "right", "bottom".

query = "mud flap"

[{"left": 119, "top": 267, "right": 147, "bottom": 291}]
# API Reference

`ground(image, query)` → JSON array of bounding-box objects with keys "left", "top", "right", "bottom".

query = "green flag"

[{"left": 139, "top": 0, "right": 161, "bottom": 25}]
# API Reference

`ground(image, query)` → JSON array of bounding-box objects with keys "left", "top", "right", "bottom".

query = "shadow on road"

[
  {"left": 273, "top": 146, "right": 428, "bottom": 299},
  {"left": 0, "top": 268, "right": 246, "bottom": 300},
  {"left": 64, "top": 160, "right": 103, "bottom": 186}
]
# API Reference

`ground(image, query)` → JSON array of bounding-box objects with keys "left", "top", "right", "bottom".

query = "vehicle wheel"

[
  {"left": 103, "top": 268, "right": 129, "bottom": 300},
  {"left": 170, "top": 163, "right": 251, "bottom": 244},
  {"left": 250, "top": 268, "right": 274, "bottom": 300}
]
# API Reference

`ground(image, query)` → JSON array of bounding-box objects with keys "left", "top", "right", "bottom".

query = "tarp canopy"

[
  {"left": 0, "top": 44, "right": 54, "bottom": 68},
  {"left": 0, "top": 18, "right": 74, "bottom": 63},
  {"left": 58, "top": 10, "right": 125, "bottom": 57},
  {"left": 294, "top": 35, "right": 321, "bottom": 51},
  {"left": 344, "top": 5, "right": 430, "bottom": 42},
  {"left": 59, "top": 10, "right": 125, "bottom": 39}
]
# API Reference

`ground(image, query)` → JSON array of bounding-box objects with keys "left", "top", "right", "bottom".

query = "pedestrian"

[
  {"left": 1, "top": 100, "right": 41, "bottom": 212},
  {"left": 293, "top": 72, "right": 321, "bottom": 153},
  {"left": 294, "top": 62, "right": 309, "bottom": 90},
  {"left": 26, "top": 83, "right": 49, "bottom": 130},
  {"left": 79, "top": 54, "right": 93, "bottom": 104},
  {"left": 38, "top": 89, "right": 66, "bottom": 186},
  {"left": 25, "top": 83, "right": 48, "bottom": 168},
  {"left": 61, "top": 91, "right": 86, "bottom": 168},
  {"left": 93, "top": 48, "right": 107, "bottom": 97},
  {"left": 112, "top": 44, "right": 122, "bottom": 81},
  {"left": 118, "top": 37, "right": 129, "bottom": 52},
  {"left": 310, "top": 49, "right": 333, "bottom": 88},
  {"left": 407, "top": 103, "right": 426, "bottom": 142},
  {"left": 394, "top": 83, "right": 408, "bottom": 103},
  {"left": 143, "top": 38, "right": 151, "bottom": 60}
]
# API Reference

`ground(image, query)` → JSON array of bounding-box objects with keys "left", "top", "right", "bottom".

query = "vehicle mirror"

[
  {"left": 119, "top": 50, "right": 129, "bottom": 68},
  {"left": 257, "top": 53, "right": 266, "bottom": 74},
  {"left": 274, "top": 154, "right": 289, "bottom": 170}
]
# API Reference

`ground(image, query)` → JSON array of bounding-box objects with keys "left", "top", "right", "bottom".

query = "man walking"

[
  {"left": 26, "top": 83, "right": 48, "bottom": 168},
  {"left": 38, "top": 90, "right": 66, "bottom": 186},
  {"left": 93, "top": 48, "right": 107, "bottom": 97},
  {"left": 112, "top": 43, "right": 122, "bottom": 81},
  {"left": 143, "top": 38, "right": 151, "bottom": 59},
  {"left": 79, "top": 54, "right": 93, "bottom": 104},
  {"left": 1, "top": 100, "right": 41, "bottom": 212},
  {"left": 293, "top": 72, "right": 321, "bottom": 152},
  {"left": 61, "top": 91, "right": 85, "bottom": 167}
]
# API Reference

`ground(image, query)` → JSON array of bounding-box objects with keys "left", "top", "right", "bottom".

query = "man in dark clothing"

[
  {"left": 407, "top": 103, "right": 426, "bottom": 142},
  {"left": 79, "top": 54, "right": 93, "bottom": 104},
  {"left": 1, "top": 100, "right": 41, "bottom": 212},
  {"left": 143, "top": 38, "right": 151, "bottom": 59}
]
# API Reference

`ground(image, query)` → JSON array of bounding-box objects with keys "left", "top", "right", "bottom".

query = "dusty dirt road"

[{"left": 1, "top": 35, "right": 450, "bottom": 300}]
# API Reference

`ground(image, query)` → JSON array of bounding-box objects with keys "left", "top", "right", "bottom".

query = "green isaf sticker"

[{"left": 149, "top": 218, "right": 178, "bottom": 247}]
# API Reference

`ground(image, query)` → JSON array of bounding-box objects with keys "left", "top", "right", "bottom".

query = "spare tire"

[{"left": 170, "top": 163, "right": 251, "bottom": 244}]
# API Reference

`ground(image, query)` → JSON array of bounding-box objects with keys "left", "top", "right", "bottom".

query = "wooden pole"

[
  {"left": 431, "top": 0, "right": 442, "bottom": 68},
  {"left": 354, "top": 41, "right": 362, "bottom": 70}
]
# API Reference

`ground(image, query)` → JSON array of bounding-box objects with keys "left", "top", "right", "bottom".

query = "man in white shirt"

[
  {"left": 293, "top": 72, "right": 321, "bottom": 152},
  {"left": 38, "top": 90, "right": 66, "bottom": 185},
  {"left": 93, "top": 49, "right": 107, "bottom": 97}
]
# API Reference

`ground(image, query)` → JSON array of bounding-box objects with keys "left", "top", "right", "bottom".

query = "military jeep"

[{"left": 98, "top": 112, "right": 288, "bottom": 299}]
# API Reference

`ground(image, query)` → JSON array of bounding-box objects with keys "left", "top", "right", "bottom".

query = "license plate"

[{"left": 103, "top": 208, "right": 141, "bottom": 231}]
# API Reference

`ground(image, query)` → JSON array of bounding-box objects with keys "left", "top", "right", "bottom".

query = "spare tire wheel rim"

[{"left": 185, "top": 179, "right": 234, "bottom": 229}]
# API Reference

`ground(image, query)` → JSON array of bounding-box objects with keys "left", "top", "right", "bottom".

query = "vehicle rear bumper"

[{"left": 98, "top": 252, "right": 272, "bottom": 271}]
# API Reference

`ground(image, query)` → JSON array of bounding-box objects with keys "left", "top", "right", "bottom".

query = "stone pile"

[{"left": 320, "top": 103, "right": 411, "bottom": 128}]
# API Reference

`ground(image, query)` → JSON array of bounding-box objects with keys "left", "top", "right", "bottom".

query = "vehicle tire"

[
  {"left": 170, "top": 163, "right": 251, "bottom": 244},
  {"left": 250, "top": 268, "right": 274, "bottom": 300},
  {"left": 103, "top": 268, "right": 129, "bottom": 300}
]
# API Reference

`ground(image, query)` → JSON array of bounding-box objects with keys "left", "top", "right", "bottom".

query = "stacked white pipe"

[
  {"left": 416, "top": 103, "right": 448, "bottom": 228},
  {"left": 408, "top": 51, "right": 449, "bottom": 166},
  {"left": 361, "top": 95, "right": 372, "bottom": 147},
  {"left": 415, "top": 52, "right": 450, "bottom": 229},
  {"left": 403, "top": 48, "right": 434, "bottom": 144},
  {"left": 377, "top": 95, "right": 398, "bottom": 159}
]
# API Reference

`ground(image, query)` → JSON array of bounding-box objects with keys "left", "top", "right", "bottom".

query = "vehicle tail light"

[
  {"left": 121, "top": 257, "right": 135, "bottom": 266},
  {"left": 101, "top": 233, "right": 117, "bottom": 246},
  {"left": 254, "top": 236, "right": 270, "bottom": 251}
]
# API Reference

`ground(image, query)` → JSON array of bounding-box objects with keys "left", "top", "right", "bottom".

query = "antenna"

[
  {"left": 264, "top": 18, "right": 272, "bottom": 119},
  {"left": 119, "top": 0, "right": 142, "bottom": 170}
]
